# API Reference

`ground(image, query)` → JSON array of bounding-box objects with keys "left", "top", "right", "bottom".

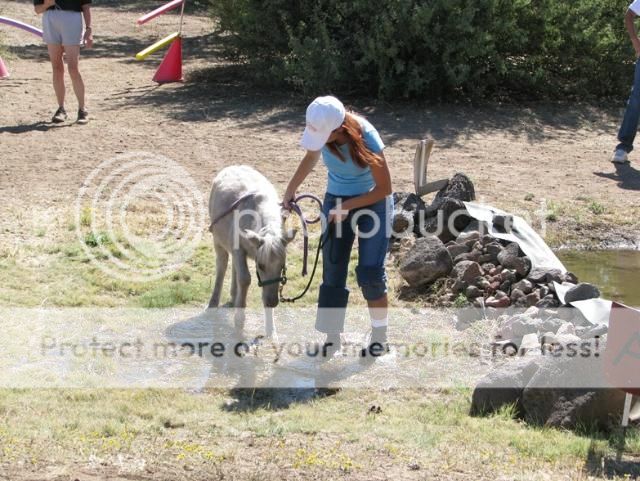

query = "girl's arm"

[
  {"left": 82, "top": 4, "right": 93, "bottom": 48},
  {"left": 283, "top": 150, "right": 321, "bottom": 209},
  {"left": 34, "top": 0, "right": 56, "bottom": 14},
  {"left": 334, "top": 152, "right": 392, "bottom": 218}
]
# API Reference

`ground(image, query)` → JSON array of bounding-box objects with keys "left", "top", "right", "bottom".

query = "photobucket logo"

[
  {"left": 75, "top": 152, "right": 206, "bottom": 282},
  {"left": 228, "top": 195, "right": 552, "bottom": 246}
]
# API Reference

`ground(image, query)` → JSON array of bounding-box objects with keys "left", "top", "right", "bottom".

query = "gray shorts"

[{"left": 43, "top": 9, "right": 84, "bottom": 46}]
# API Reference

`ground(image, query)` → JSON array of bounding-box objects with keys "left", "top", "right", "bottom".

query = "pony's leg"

[
  {"left": 208, "top": 241, "right": 228, "bottom": 309},
  {"left": 264, "top": 307, "right": 276, "bottom": 340},
  {"left": 229, "top": 263, "right": 237, "bottom": 306},
  {"left": 232, "top": 249, "right": 251, "bottom": 331}
]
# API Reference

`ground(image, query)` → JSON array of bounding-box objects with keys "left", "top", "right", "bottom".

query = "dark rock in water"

[
  {"left": 434, "top": 173, "right": 476, "bottom": 204},
  {"left": 453, "top": 261, "right": 483, "bottom": 285},
  {"left": 564, "top": 272, "right": 579, "bottom": 284},
  {"left": 447, "top": 242, "right": 470, "bottom": 259},
  {"left": 399, "top": 236, "right": 453, "bottom": 287},
  {"left": 528, "top": 267, "right": 564, "bottom": 284},
  {"left": 470, "top": 358, "right": 542, "bottom": 416},
  {"left": 564, "top": 283, "right": 601, "bottom": 304}
]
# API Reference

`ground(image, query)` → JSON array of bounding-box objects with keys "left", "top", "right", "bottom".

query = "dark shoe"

[
  {"left": 77, "top": 108, "right": 89, "bottom": 124},
  {"left": 51, "top": 107, "right": 67, "bottom": 123}
]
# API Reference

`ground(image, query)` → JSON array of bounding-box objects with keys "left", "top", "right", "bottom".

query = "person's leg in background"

[
  {"left": 63, "top": 45, "right": 87, "bottom": 122},
  {"left": 354, "top": 195, "right": 393, "bottom": 360},
  {"left": 614, "top": 58, "right": 640, "bottom": 163},
  {"left": 316, "top": 193, "right": 355, "bottom": 357},
  {"left": 47, "top": 44, "right": 67, "bottom": 122}
]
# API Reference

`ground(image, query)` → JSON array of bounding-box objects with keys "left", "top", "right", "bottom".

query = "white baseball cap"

[{"left": 300, "top": 96, "right": 346, "bottom": 151}]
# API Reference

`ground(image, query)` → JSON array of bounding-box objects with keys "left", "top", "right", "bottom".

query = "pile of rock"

[{"left": 393, "top": 174, "right": 599, "bottom": 310}]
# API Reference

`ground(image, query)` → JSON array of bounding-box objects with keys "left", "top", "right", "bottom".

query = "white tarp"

[{"left": 464, "top": 202, "right": 566, "bottom": 272}]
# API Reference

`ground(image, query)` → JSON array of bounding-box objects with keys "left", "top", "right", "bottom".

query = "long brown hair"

[{"left": 327, "top": 112, "right": 383, "bottom": 169}]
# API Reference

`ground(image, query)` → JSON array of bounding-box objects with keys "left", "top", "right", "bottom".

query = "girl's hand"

[
  {"left": 44, "top": 0, "right": 56, "bottom": 7},
  {"left": 282, "top": 189, "right": 296, "bottom": 211}
]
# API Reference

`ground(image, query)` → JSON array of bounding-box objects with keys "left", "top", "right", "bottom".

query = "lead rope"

[{"left": 279, "top": 194, "right": 334, "bottom": 303}]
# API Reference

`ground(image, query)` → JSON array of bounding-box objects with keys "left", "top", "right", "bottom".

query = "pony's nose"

[{"left": 265, "top": 297, "right": 279, "bottom": 308}]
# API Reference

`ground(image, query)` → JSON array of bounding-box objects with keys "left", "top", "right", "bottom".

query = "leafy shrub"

[{"left": 209, "top": 0, "right": 634, "bottom": 101}]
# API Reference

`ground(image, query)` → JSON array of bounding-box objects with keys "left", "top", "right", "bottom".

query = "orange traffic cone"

[
  {"left": 152, "top": 36, "right": 183, "bottom": 84},
  {"left": 0, "top": 57, "right": 9, "bottom": 79}
]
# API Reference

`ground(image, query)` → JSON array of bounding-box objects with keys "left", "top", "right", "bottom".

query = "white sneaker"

[{"left": 611, "top": 149, "right": 629, "bottom": 164}]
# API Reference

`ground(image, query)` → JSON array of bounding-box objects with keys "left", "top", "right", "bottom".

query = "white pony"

[{"left": 208, "top": 165, "right": 296, "bottom": 337}]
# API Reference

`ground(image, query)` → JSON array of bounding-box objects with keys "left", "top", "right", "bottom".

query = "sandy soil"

[
  {"left": 1, "top": 1, "right": 639, "bottom": 251},
  {"left": 1, "top": 2, "right": 640, "bottom": 479}
]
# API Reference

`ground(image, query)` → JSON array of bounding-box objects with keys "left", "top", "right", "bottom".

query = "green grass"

[{"left": 0, "top": 388, "right": 636, "bottom": 479}]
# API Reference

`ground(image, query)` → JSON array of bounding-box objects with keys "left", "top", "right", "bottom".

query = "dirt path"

[{"left": 1, "top": 1, "right": 639, "bottom": 249}]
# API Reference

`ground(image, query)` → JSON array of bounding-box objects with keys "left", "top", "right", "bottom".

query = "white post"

[
  {"left": 178, "top": 0, "right": 187, "bottom": 36},
  {"left": 622, "top": 393, "right": 633, "bottom": 428}
]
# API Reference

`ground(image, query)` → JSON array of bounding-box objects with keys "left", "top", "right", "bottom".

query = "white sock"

[{"left": 371, "top": 317, "right": 388, "bottom": 329}]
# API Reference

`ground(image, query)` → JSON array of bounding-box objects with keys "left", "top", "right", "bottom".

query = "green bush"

[{"left": 209, "top": 0, "right": 634, "bottom": 101}]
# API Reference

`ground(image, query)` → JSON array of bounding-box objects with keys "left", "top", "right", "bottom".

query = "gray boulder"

[
  {"left": 528, "top": 267, "right": 564, "bottom": 284},
  {"left": 399, "top": 236, "right": 453, "bottom": 287},
  {"left": 497, "top": 243, "right": 531, "bottom": 277},
  {"left": 447, "top": 242, "right": 470, "bottom": 259},
  {"left": 470, "top": 357, "right": 542, "bottom": 416},
  {"left": 522, "top": 349, "right": 626, "bottom": 429},
  {"left": 498, "top": 314, "right": 543, "bottom": 339},
  {"left": 433, "top": 172, "right": 476, "bottom": 204},
  {"left": 453, "top": 261, "right": 483, "bottom": 285},
  {"left": 513, "top": 279, "right": 534, "bottom": 295},
  {"left": 564, "top": 283, "right": 601, "bottom": 304}
]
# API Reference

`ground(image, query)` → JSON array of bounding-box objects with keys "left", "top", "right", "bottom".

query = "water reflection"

[{"left": 558, "top": 251, "right": 640, "bottom": 307}]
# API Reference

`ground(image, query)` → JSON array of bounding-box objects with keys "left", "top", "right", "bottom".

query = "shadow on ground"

[
  {"left": 594, "top": 163, "right": 640, "bottom": 191},
  {"left": 583, "top": 438, "right": 640, "bottom": 479}
]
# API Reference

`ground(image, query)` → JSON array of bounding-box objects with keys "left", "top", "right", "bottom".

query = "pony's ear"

[
  {"left": 242, "top": 229, "right": 264, "bottom": 249},
  {"left": 284, "top": 228, "right": 297, "bottom": 244}
]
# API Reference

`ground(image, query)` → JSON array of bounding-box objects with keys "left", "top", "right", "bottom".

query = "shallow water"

[{"left": 558, "top": 250, "right": 640, "bottom": 308}]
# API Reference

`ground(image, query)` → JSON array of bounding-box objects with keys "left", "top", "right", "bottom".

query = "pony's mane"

[{"left": 255, "top": 226, "right": 286, "bottom": 263}]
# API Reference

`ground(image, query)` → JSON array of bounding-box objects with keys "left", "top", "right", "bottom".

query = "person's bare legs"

[
  {"left": 63, "top": 45, "right": 85, "bottom": 110},
  {"left": 47, "top": 44, "right": 65, "bottom": 107}
]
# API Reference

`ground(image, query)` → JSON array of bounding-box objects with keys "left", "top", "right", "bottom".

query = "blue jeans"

[
  {"left": 315, "top": 192, "right": 393, "bottom": 334},
  {"left": 617, "top": 58, "right": 640, "bottom": 153}
]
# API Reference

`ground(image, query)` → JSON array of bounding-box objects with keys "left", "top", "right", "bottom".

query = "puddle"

[{"left": 558, "top": 250, "right": 640, "bottom": 307}]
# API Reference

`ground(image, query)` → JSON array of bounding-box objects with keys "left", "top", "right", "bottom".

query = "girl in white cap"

[{"left": 284, "top": 96, "right": 393, "bottom": 361}]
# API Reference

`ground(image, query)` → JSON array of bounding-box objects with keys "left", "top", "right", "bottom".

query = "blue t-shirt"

[{"left": 321, "top": 116, "right": 385, "bottom": 196}]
